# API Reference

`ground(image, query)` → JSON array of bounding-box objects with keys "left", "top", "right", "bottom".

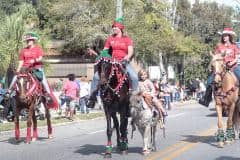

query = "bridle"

[
  {"left": 97, "top": 58, "right": 129, "bottom": 96},
  {"left": 211, "top": 58, "right": 238, "bottom": 105}
]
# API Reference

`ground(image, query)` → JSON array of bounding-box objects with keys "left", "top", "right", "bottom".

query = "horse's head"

[
  {"left": 15, "top": 68, "right": 38, "bottom": 101},
  {"left": 211, "top": 54, "right": 225, "bottom": 88},
  {"left": 97, "top": 58, "right": 112, "bottom": 85},
  {"left": 97, "top": 58, "right": 129, "bottom": 97}
]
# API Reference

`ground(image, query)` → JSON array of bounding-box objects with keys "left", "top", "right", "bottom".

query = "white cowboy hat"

[{"left": 221, "top": 28, "right": 236, "bottom": 36}]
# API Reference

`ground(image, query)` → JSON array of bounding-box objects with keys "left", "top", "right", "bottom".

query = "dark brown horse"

[
  {"left": 96, "top": 58, "right": 130, "bottom": 158},
  {"left": 211, "top": 54, "right": 240, "bottom": 147},
  {"left": 13, "top": 69, "right": 53, "bottom": 143}
]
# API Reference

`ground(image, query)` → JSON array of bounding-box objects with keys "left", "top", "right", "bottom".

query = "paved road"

[{"left": 0, "top": 101, "right": 240, "bottom": 160}]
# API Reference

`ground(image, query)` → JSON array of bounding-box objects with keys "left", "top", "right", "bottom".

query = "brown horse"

[
  {"left": 211, "top": 54, "right": 240, "bottom": 147},
  {"left": 13, "top": 69, "right": 53, "bottom": 143}
]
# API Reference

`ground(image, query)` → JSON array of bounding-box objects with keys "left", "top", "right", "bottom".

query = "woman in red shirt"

[
  {"left": 199, "top": 28, "right": 240, "bottom": 107},
  {"left": 87, "top": 17, "right": 138, "bottom": 108},
  {"left": 9, "top": 32, "right": 52, "bottom": 100}
]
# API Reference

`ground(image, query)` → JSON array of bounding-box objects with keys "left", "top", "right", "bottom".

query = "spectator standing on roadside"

[
  {"left": 63, "top": 74, "right": 79, "bottom": 121},
  {"left": 79, "top": 76, "right": 90, "bottom": 114}
]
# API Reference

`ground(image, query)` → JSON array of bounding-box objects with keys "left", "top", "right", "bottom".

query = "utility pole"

[{"left": 116, "top": 0, "right": 123, "bottom": 18}]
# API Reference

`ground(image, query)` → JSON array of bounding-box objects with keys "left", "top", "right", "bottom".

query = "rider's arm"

[
  {"left": 87, "top": 48, "right": 98, "bottom": 56},
  {"left": 16, "top": 60, "right": 24, "bottom": 72},
  {"left": 123, "top": 45, "right": 133, "bottom": 61}
]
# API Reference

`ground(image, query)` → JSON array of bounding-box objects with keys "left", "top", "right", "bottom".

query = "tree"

[{"left": 0, "top": 4, "right": 38, "bottom": 75}]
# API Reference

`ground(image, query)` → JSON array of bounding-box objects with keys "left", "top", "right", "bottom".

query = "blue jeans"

[
  {"left": 207, "top": 65, "right": 240, "bottom": 87},
  {"left": 164, "top": 96, "right": 171, "bottom": 110},
  {"left": 90, "top": 63, "right": 138, "bottom": 94},
  {"left": 79, "top": 96, "right": 89, "bottom": 113},
  {"left": 233, "top": 65, "right": 240, "bottom": 80}
]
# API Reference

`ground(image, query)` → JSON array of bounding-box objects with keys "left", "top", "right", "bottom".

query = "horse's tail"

[{"left": 233, "top": 100, "right": 240, "bottom": 132}]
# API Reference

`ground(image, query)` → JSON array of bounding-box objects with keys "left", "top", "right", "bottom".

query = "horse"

[
  {"left": 96, "top": 57, "right": 130, "bottom": 158},
  {"left": 129, "top": 91, "right": 159, "bottom": 155},
  {"left": 210, "top": 54, "right": 240, "bottom": 148},
  {"left": 13, "top": 68, "right": 53, "bottom": 143}
]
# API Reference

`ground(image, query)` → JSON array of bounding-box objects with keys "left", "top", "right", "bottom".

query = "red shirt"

[
  {"left": 104, "top": 35, "right": 133, "bottom": 61},
  {"left": 215, "top": 43, "right": 239, "bottom": 63},
  {"left": 19, "top": 45, "right": 43, "bottom": 68}
]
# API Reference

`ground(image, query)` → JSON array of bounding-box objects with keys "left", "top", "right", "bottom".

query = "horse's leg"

[
  {"left": 151, "top": 126, "right": 157, "bottom": 152},
  {"left": 142, "top": 125, "right": 150, "bottom": 155},
  {"left": 225, "top": 103, "right": 236, "bottom": 144},
  {"left": 32, "top": 109, "right": 38, "bottom": 142},
  {"left": 14, "top": 107, "right": 20, "bottom": 142},
  {"left": 45, "top": 108, "right": 53, "bottom": 139},
  {"left": 112, "top": 113, "right": 121, "bottom": 148},
  {"left": 119, "top": 107, "right": 129, "bottom": 153},
  {"left": 215, "top": 104, "right": 225, "bottom": 147},
  {"left": 25, "top": 106, "right": 33, "bottom": 143},
  {"left": 105, "top": 111, "right": 113, "bottom": 158}
]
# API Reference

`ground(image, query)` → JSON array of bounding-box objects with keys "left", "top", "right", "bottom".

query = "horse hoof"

[
  {"left": 104, "top": 153, "right": 112, "bottom": 158},
  {"left": 24, "top": 140, "right": 31, "bottom": 144},
  {"left": 121, "top": 150, "right": 128, "bottom": 155},
  {"left": 32, "top": 138, "right": 37, "bottom": 142},
  {"left": 142, "top": 149, "right": 151, "bottom": 155},
  {"left": 48, "top": 135, "right": 53, "bottom": 139},
  {"left": 218, "top": 142, "right": 224, "bottom": 148},
  {"left": 225, "top": 140, "right": 234, "bottom": 145},
  {"left": 15, "top": 138, "right": 20, "bottom": 143}
]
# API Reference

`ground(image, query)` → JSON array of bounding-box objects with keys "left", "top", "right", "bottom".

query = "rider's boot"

[
  {"left": 198, "top": 86, "right": 212, "bottom": 107},
  {"left": 86, "top": 91, "right": 97, "bottom": 108}
]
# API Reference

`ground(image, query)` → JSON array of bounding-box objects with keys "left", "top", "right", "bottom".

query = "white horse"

[{"left": 129, "top": 91, "right": 160, "bottom": 155}]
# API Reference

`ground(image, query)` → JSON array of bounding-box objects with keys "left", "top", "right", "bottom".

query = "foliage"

[
  {"left": 0, "top": 4, "right": 38, "bottom": 75},
  {"left": 0, "top": 0, "right": 239, "bottom": 84}
]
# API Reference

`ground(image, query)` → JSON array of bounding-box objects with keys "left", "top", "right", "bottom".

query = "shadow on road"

[
  {"left": 181, "top": 134, "right": 219, "bottom": 147},
  {"left": 74, "top": 144, "right": 142, "bottom": 156},
  {"left": 215, "top": 156, "right": 240, "bottom": 160},
  {"left": 0, "top": 136, "right": 51, "bottom": 145}
]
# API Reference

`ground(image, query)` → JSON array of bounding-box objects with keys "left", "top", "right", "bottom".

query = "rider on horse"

[
  {"left": 138, "top": 69, "right": 167, "bottom": 118},
  {"left": 8, "top": 32, "right": 52, "bottom": 102},
  {"left": 199, "top": 27, "right": 240, "bottom": 107},
  {"left": 87, "top": 17, "right": 139, "bottom": 108}
]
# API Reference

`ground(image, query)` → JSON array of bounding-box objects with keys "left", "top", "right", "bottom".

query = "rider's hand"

[
  {"left": 87, "top": 48, "right": 97, "bottom": 56},
  {"left": 123, "top": 55, "right": 130, "bottom": 61},
  {"left": 29, "top": 59, "right": 35, "bottom": 64}
]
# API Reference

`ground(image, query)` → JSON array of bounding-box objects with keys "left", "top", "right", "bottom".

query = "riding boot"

[
  {"left": 198, "top": 86, "right": 212, "bottom": 107},
  {"left": 86, "top": 91, "right": 97, "bottom": 108}
]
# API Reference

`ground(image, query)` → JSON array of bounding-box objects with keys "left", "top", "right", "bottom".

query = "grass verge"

[{"left": 0, "top": 112, "right": 104, "bottom": 132}]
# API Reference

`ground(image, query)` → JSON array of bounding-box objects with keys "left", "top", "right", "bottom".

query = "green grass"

[{"left": 0, "top": 112, "right": 104, "bottom": 132}]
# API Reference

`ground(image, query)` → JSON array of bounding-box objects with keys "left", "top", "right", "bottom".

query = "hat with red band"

[
  {"left": 222, "top": 28, "right": 236, "bottom": 36},
  {"left": 112, "top": 17, "right": 124, "bottom": 30},
  {"left": 23, "top": 32, "right": 40, "bottom": 41}
]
